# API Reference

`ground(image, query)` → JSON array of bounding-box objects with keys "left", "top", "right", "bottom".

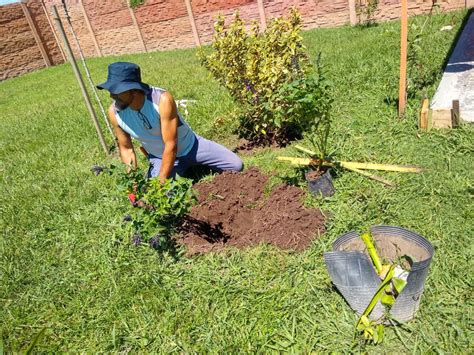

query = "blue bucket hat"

[{"left": 97, "top": 62, "right": 150, "bottom": 94}]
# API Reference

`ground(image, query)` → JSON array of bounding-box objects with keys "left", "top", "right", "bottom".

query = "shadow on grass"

[
  {"left": 184, "top": 165, "right": 216, "bottom": 184},
  {"left": 149, "top": 233, "right": 183, "bottom": 260},
  {"left": 179, "top": 215, "right": 230, "bottom": 244},
  {"left": 354, "top": 22, "right": 379, "bottom": 30},
  {"left": 278, "top": 166, "right": 307, "bottom": 187},
  {"left": 440, "top": 7, "right": 473, "bottom": 72}
]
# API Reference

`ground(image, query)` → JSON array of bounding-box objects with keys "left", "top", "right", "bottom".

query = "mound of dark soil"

[{"left": 178, "top": 167, "right": 326, "bottom": 255}]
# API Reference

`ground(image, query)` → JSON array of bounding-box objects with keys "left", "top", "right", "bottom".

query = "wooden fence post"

[
  {"left": 451, "top": 100, "right": 460, "bottom": 127},
  {"left": 184, "top": 0, "right": 201, "bottom": 47},
  {"left": 348, "top": 0, "right": 357, "bottom": 26},
  {"left": 398, "top": 0, "right": 408, "bottom": 117},
  {"left": 127, "top": 1, "right": 147, "bottom": 52},
  {"left": 20, "top": 0, "right": 51, "bottom": 67},
  {"left": 257, "top": 0, "right": 267, "bottom": 30},
  {"left": 78, "top": 0, "right": 102, "bottom": 56}
]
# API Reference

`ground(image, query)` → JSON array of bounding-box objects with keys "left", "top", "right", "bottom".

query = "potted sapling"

[
  {"left": 276, "top": 54, "right": 424, "bottom": 190},
  {"left": 304, "top": 114, "right": 334, "bottom": 197},
  {"left": 275, "top": 54, "right": 335, "bottom": 197}
]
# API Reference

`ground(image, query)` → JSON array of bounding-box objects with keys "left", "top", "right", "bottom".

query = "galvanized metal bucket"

[{"left": 324, "top": 225, "right": 434, "bottom": 322}]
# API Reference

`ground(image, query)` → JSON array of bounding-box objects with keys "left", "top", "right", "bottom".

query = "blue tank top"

[{"left": 114, "top": 87, "right": 196, "bottom": 158}]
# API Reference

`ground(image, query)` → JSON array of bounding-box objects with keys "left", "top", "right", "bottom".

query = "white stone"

[{"left": 440, "top": 25, "right": 453, "bottom": 31}]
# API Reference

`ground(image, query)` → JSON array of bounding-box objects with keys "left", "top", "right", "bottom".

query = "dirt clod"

[{"left": 178, "top": 167, "right": 326, "bottom": 255}]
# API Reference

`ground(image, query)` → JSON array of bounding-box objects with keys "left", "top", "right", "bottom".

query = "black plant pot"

[{"left": 305, "top": 168, "right": 335, "bottom": 197}]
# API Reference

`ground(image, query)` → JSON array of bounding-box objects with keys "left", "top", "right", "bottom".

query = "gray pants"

[{"left": 147, "top": 135, "right": 243, "bottom": 178}]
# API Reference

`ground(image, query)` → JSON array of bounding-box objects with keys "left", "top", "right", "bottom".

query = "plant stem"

[
  {"left": 356, "top": 265, "right": 395, "bottom": 326},
  {"left": 361, "top": 233, "right": 383, "bottom": 273}
]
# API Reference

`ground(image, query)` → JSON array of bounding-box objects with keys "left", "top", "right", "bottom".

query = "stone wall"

[{"left": 0, "top": 0, "right": 469, "bottom": 81}]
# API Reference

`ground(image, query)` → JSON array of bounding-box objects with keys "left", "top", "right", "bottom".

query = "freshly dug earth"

[{"left": 178, "top": 167, "right": 326, "bottom": 254}]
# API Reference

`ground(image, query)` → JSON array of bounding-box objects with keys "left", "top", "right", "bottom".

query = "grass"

[{"left": 1, "top": 9, "right": 473, "bottom": 352}]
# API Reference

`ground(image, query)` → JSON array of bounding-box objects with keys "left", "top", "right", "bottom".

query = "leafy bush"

[
  {"left": 129, "top": 0, "right": 144, "bottom": 9},
  {"left": 112, "top": 166, "right": 196, "bottom": 253},
  {"left": 407, "top": 16, "right": 438, "bottom": 99},
  {"left": 356, "top": 0, "right": 379, "bottom": 26},
  {"left": 199, "top": 9, "right": 331, "bottom": 143}
]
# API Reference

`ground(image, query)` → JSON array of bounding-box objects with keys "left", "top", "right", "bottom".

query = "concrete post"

[
  {"left": 20, "top": 1, "right": 51, "bottom": 67},
  {"left": 185, "top": 0, "right": 201, "bottom": 47},
  {"left": 127, "top": 1, "right": 147, "bottom": 52},
  {"left": 41, "top": 0, "right": 66, "bottom": 62},
  {"left": 348, "top": 0, "right": 357, "bottom": 26},
  {"left": 78, "top": 0, "right": 102, "bottom": 56},
  {"left": 257, "top": 0, "right": 267, "bottom": 30}
]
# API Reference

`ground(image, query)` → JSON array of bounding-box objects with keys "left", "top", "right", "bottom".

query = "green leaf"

[
  {"left": 392, "top": 277, "right": 407, "bottom": 295},
  {"left": 365, "top": 326, "right": 374, "bottom": 337},
  {"left": 356, "top": 265, "right": 395, "bottom": 327},
  {"left": 360, "top": 315, "right": 370, "bottom": 326},
  {"left": 356, "top": 322, "right": 367, "bottom": 332},
  {"left": 375, "top": 324, "right": 384, "bottom": 344},
  {"left": 373, "top": 324, "right": 384, "bottom": 344},
  {"left": 381, "top": 293, "right": 395, "bottom": 306},
  {"left": 24, "top": 327, "right": 46, "bottom": 355}
]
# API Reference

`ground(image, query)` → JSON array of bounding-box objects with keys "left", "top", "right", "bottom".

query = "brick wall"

[
  {"left": 0, "top": 1, "right": 63, "bottom": 80},
  {"left": 0, "top": 0, "right": 469, "bottom": 81},
  {"left": 135, "top": 0, "right": 195, "bottom": 51},
  {"left": 372, "top": 0, "right": 466, "bottom": 22}
]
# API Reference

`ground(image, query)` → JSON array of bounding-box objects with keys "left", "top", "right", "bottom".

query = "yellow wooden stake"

[
  {"left": 419, "top": 99, "right": 429, "bottom": 131},
  {"left": 339, "top": 161, "right": 422, "bottom": 173},
  {"left": 293, "top": 145, "right": 421, "bottom": 172},
  {"left": 277, "top": 156, "right": 315, "bottom": 165},
  {"left": 279, "top": 155, "right": 422, "bottom": 173},
  {"left": 343, "top": 165, "right": 395, "bottom": 187},
  {"left": 277, "top": 156, "right": 395, "bottom": 186},
  {"left": 294, "top": 145, "right": 317, "bottom": 156}
]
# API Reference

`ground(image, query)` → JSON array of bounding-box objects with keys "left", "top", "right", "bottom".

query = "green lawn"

[{"left": 1, "top": 9, "right": 473, "bottom": 352}]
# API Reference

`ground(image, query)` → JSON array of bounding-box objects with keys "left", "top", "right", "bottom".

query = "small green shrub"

[
  {"left": 356, "top": 0, "right": 379, "bottom": 26},
  {"left": 406, "top": 17, "right": 438, "bottom": 99},
  {"left": 199, "top": 9, "right": 331, "bottom": 143},
  {"left": 111, "top": 166, "right": 196, "bottom": 253},
  {"left": 129, "top": 0, "right": 145, "bottom": 9},
  {"left": 276, "top": 54, "right": 333, "bottom": 162}
]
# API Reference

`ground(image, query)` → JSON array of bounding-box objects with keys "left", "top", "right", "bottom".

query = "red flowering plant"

[{"left": 110, "top": 165, "right": 196, "bottom": 253}]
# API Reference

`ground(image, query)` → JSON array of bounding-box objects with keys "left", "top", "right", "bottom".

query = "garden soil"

[
  {"left": 339, "top": 236, "right": 430, "bottom": 263},
  {"left": 178, "top": 167, "right": 326, "bottom": 255}
]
